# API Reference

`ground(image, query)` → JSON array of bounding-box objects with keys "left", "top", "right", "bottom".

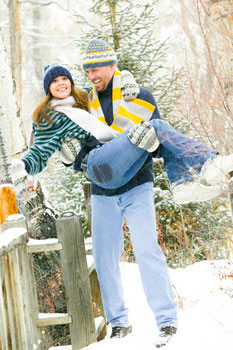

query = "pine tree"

[{"left": 73, "top": 0, "right": 181, "bottom": 121}]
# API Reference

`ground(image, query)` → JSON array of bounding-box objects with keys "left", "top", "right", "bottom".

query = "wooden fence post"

[
  {"left": 2, "top": 214, "right": 41, "bottom": 349},
  {"left": 56, "top": 212, "right": 97, "bottom": 349},
  {"left": 0, "top": 185, "right": 18, "bottom": 231},
  {"left": 82, "top": 182, "right": 92, "bottom": 235},
  {"left": 89, "top": 268, "right": 107, "bottom": 341},
  {"left": 229, "top": 172, "right": 233, "bottom": 225}
]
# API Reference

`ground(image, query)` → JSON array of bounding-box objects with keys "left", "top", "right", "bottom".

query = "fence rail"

[{"left": 0, "top": 213, "right": 106, "bottom": 350}]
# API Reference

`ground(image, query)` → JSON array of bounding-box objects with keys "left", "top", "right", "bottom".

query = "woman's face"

[{"left": 49, "top": 75, "right": 72, "bottom": 99}]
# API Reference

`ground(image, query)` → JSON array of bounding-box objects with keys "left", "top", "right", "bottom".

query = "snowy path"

[{"left": 84, "top": 260, "right": 233, "bottom": 350}]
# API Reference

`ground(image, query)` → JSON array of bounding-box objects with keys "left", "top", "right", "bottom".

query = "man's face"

[{"left": 85, "top": 64, "right": 116, "bottom": 92}]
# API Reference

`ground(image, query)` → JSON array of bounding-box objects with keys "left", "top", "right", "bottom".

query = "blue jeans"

[
  {"left": 86, "top": 119, "right": 217, "bottom": 189},
  {"left": 91, "top": 182, "right": 177, "bottom": 328}
]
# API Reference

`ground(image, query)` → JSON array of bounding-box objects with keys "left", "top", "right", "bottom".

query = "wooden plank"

[
  {"left": 1, "top": 214, "right": 28, "bottom": 257},
  {"left": 1, "top": 215, "right": 42, "bottom": 349},
  {"left": 26, "top": 238, "right": 63, "bottom": 253},
  {"left": 0, "top": 227, "right": 28, "bottom": 257},
  {"left": 8, "top": 250, "right": 24, "bottom": 349},
  {"left": 27, "top": 254, "right": 42, "bottom": 349},
  {"left": 89, "top": 269, "right": 107, "bottom": 341},
  {"left": 82, "top": 182, "right": 92, "bottom": 234},
  {"left": 3, "top": 252, "right": 17, "bottom": 349},
  {"left": 36, "top": 313, "right": 72, "bottom": 327},
  {"left": 2, "top": 214, "right": 27, "bottom": 231},
  {"left": 0, "top": 256, "right": 9, "bottom": 349},
  {"left": 49, "top": 346, "right": 72, "bottom": 350},
  {"left": 56, "top": 212, "right": 97, "bottom": 349},
  {"left": 18, "top": 243, "right": 41, "bottom": 349}
]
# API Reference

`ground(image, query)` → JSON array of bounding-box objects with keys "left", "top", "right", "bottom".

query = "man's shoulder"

[
  {"left": 138, "top": 87, "right": 156, "bottom": 106},
  {"left": 137, "top": 87, "right": 161, "bottom": 120}
]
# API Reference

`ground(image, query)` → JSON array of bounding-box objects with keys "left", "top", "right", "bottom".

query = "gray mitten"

[
  {"left": 121, "top": 70, "right": 140, "bottom": 101},
  {"left": 59, "top": 136, "right": 82, "bottom": 165},
  {"left": 11, "top": 159, "right": 29, "bottom": 197},
  {"left": 127, "top": 121, "right": 159, "bottom": 153}
]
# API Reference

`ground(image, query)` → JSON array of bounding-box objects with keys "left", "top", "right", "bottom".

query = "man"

[{"left": 82, "top": 38, "right": 177, "bottom": 348}]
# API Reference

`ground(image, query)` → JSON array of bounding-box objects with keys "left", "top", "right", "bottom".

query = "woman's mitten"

[
  {"left": 59, "top": 136, "right": 82, "bottom": 164},
  {"left": 11, "top": 159, "right": 29, "bottom": 197}
]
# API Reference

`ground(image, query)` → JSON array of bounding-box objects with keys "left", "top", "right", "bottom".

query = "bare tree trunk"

[
  {"left": 8, "top": 0, "right": 22, "bottom": 112},
  {"left": 0, "top": 31, "right": 18, "bottom": 230},
  {"left": 0, "top": 32, "right": 14, "bottom": 185},
  {"left": 229, "top": 172, "right": 233, "bottom": 225},
  {"left": 0, "top": 28, "right": 26, "bottom": 156}
]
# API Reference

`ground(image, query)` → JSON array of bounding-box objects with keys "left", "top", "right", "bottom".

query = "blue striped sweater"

[{"left": 23, "top": 111, "right": 92, "bottom": 175}]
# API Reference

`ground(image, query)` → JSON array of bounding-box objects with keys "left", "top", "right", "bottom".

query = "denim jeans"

[
  {"left": 91, "top": 182, "right": 177, "bottom": 328},
  {"left": 86, "top": 119, "right": 217, "bottom": 189}
]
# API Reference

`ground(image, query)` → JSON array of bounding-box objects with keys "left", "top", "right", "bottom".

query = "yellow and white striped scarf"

[{"left": 88, "top": 69, "right": 155, "bottom": 134}]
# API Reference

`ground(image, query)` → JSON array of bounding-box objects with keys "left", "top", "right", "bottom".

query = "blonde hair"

[{"left": 32, "top": 85, "right": 89, "bottom": 128}]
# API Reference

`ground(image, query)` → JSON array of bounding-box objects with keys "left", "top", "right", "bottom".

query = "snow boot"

[
  {"left": 172, "top": 180, "right": 222, "bottom": 204},
  {"left": 110, "top": 325, "right": 133, "bottom": 339},
  {"left": 200, "top": 154, "right": 233, "bottom": 186},
  {"left": 155, "top": 326, "right": 177, "bottom": 348}
]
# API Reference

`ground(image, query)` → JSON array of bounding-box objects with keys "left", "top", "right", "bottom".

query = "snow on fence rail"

[{"left": 0, "top": 213, "right": 106, "bottom": 350}]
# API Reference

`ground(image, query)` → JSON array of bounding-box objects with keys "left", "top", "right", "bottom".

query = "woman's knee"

[{"left": 149, "top": 118, "right": 169, "bottom": 130}]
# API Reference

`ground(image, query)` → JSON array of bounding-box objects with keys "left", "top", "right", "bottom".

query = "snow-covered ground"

[{"left": 84, "top": 260, "right": 233, "bottom": 350}]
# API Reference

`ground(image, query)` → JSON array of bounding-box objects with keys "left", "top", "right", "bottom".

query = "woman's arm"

[{"left": 22, "top": 139, "right": 58, "bottom": 175}]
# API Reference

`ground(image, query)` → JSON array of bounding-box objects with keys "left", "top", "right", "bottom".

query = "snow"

[
  {"left": 27, "top": 238, "right": 59, "bottom": 246},
  {"left": 83, "top": 260, "right": 233, "bottom": 350},
  {"left": 3, "top": 213, "right": 24, "bottom": 222},
  {"left": 38, "top": 313, "right": 68, "bottom": 319},
  {"left": 0, "top": 227, "right": 27, "bottom": 249},
  {"left": 0, "top": 184, "right": 13, "bottom": 189}
]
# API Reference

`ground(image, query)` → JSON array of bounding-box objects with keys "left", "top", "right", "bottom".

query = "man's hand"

[
  {"left": 127, "top": 121, "right": 159, "bottom": 152},
  {"left": 121, "top": 70, "right": 140, "bottom": 101},
  {"left": 59, "top": 136, "right": 82, "bottom": 165}
]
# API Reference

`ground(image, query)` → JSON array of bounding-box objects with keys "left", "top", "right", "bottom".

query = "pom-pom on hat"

[
  {"left": 82, "top": 39, "right": 117, "bottom": 70},
  {"left": 43, "top": 63, "right": 74, "bottom": 95}
]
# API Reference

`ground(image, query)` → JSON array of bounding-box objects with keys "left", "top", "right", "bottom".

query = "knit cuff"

[
  {"left": 73, "top": 136, "right": 101, "bottom": 171},
  {"left": 73, "top": 146, "right": 89, "bottom": 171},
  {"left": 22, "top": 159, "right": 30, "bottom": 174}
]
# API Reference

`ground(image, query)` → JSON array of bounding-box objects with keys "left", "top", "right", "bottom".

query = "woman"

[{"left": 12, "top": 64, "right": 233, "bottom": 204}]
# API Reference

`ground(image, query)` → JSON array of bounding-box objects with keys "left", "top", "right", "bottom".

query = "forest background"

[{"left": 0, "top": 0, "right": 233, "bottom": 268}]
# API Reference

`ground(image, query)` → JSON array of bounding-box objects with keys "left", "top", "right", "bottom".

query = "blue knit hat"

[
  {"left": 43, "top": 63, "right": 74, "bottom": 95},
  {"left": 82, "top": 39, "right": 117, "bottom": 70}
]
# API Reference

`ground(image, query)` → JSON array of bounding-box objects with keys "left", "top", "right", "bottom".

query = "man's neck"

[
  {"left": 98, "top": 76, "right": 114, "bottom": 97},
  {"left": 97, "top": 76, "right": 114, "bottom": 126}
]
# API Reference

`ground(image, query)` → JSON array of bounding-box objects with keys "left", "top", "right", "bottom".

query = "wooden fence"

[{"left": 0, "top": 212, "right": 106, "bottom": 350}]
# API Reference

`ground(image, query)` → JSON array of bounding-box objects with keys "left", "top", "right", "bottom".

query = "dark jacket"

[{"left": 91, "top": 77, "right": 161, "bottom": 196}]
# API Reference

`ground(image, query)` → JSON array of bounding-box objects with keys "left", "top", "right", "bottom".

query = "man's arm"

[
  {"left": 126, "top": 87, "right": 161, "bottom": 153},
  {"left": 137, "top": 87, "right": 161, "bottom": 120}
]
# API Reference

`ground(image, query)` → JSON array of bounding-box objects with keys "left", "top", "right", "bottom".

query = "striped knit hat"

[
  {"left": 43, "top": 63, "right": 74, "bottom": 95},
  {"left": 82, "top": 39, "right": 117, "bottom": 70}
]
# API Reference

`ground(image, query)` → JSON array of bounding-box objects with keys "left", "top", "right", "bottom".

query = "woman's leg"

[
  {"left": 86, "top": 119, "right": 217, "bottom": 189},
  {"left": 149, "top": 119, "right": 217, "bottom": 186},
  {"left": 86, "top": 130, "right": 149, "bottom": 189}
]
